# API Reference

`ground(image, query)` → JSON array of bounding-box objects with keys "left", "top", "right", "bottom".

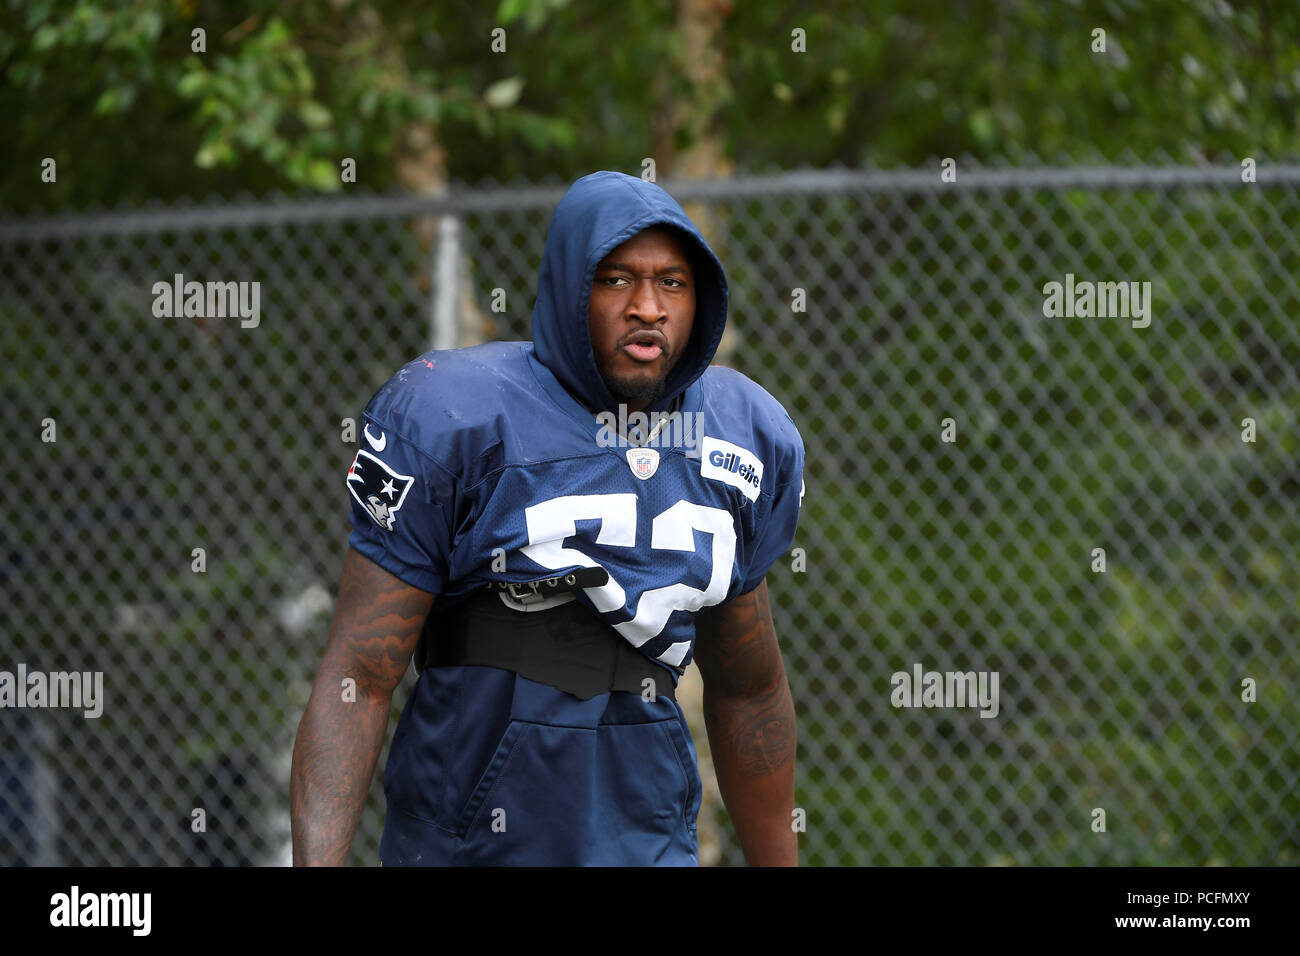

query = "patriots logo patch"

[{"left": 347, "top": 448, "right": 414, "bottom": 531}]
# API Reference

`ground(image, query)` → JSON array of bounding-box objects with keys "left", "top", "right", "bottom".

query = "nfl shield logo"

[{"left": 626, "top": 447, "right": 660, "bottom": 480}]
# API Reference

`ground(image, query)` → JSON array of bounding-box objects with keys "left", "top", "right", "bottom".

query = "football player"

[{"left": 291, "top": 170, "right": 805, "bottom": 865}]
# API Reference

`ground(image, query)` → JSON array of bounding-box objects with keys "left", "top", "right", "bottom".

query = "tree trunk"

[{"left": 393, "top": 120, "right": 490, "bottom": 349}]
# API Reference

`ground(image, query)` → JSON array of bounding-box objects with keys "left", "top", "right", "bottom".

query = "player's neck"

[{"left": 596, "top": 394, "right": 682, "bottom": 445}]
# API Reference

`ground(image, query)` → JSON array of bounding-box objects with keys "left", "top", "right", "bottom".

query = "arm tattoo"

[
  {"left": 331, "top": 547, "right": 434, "bottom": 695},
  {"left": 290, "top": 547, "right": 433, "bottom": 865},
  {"left": 695, "top": 581, "right": 796, "bottom": 777}
]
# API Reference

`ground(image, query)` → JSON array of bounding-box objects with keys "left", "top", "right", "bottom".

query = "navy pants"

[{"left": 379, "top": 665, "right": 702, "bottom": 866}]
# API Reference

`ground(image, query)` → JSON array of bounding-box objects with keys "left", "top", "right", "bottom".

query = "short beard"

[{"left": 600, "top": 368, "right": 667, "bottom": 407}]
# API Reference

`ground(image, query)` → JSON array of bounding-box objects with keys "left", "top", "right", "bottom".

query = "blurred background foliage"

[{"left": 3, "top": 0, "right": 1299, "bottom": 208}]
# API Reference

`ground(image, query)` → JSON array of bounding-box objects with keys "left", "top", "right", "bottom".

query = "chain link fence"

[{"left": 2, "top": 164, "right": 1297, "bottom": 866}]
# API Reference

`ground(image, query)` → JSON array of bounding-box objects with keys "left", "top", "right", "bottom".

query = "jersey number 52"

[{"left": 522, "top": 493, "right": 736, "bottom": 664}]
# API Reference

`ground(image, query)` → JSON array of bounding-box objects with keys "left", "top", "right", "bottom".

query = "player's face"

[{"left": 588, "top": 226, "right": 696, "bottom": 412}]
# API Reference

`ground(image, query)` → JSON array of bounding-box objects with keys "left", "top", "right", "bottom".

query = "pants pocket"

[
  {"left": 657, "top": 716, "right": 702, "bottom": 830},
  {"left": 454, "top": 719, "right": 529, "bottom": 839}
]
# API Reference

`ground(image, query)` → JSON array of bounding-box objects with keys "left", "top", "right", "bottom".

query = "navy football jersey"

[
  {"left": 346, "top": 171, "right": 804, "bottom": 676},
  {"left": 346, "top": 342, "right": 804, "bottom": 669}
]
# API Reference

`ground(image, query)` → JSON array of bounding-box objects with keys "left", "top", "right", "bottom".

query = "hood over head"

[{"left": 531, "top": 170, "right": 728, "bottom": 413}]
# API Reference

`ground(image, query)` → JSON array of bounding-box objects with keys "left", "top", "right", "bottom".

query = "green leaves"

[
  {"left": 298, "top": 101, "right": 333, "bottom": 129},
  {"left": 10, "top": 0, "right": 1300, "bottom": 209},
  {"left": 175, "top": 16, "right": 343, "bottom": 190},
  {"left": 92, "top": 84, "right": 136, "bottom": 115},
  {"left": 31, "top": 22, "right": 59, "bottom": 52},
  {"left": 497, "top": 0, "right": 572, "bottom": 32}
]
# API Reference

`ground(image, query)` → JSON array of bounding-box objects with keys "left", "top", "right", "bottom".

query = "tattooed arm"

[
  {"left": 291, "top": 546, "right": 434, "bottom": 866},
  {"left": 693, "top": 578, "right": 798, "bottom": 866}
]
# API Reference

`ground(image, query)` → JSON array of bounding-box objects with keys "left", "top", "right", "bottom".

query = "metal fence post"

[{"left": 431, "top": 214, "right": 461, "bottom": 350}]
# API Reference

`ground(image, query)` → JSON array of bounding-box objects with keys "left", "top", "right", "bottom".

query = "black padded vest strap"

[{"left": 415, "top": 589, "right": 679, "bottom": 702}]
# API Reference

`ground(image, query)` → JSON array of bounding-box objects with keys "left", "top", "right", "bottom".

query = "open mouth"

[{"left": 622, "top": 329, "right": 667, "bottom": 363}]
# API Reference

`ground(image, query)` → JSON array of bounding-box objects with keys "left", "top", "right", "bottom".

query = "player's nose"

[{"left": 626, "top": 279, "right": 667, "bottom": 323}]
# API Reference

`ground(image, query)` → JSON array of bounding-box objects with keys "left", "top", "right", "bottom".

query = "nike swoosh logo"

[{"left": 363, "top": 425, "right": 386, "bottom": 452}]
